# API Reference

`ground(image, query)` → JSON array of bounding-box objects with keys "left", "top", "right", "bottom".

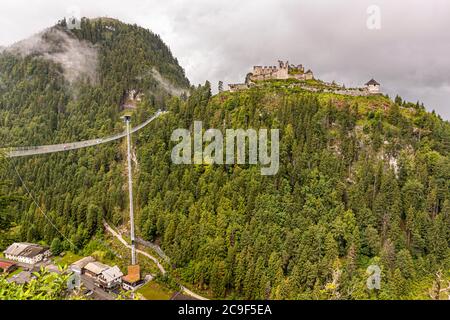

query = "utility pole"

[{"left": 124, "top": 115, "right": 136, "bottom": 265}]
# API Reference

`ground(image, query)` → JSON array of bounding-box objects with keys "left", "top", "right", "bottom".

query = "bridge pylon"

[{"left": 123, "top": 115, "right": 137, "bottom": 266}]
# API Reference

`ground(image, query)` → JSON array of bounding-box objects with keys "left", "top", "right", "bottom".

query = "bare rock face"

[
  {"left": 5, "top": 27, "right": 98, "bottom": 84},
  {"left": 150, "top": 68, "right": 189, "bottom": 97}
]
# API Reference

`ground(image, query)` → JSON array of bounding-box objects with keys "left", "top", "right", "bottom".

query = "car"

[{"left": 84, "top": 290, "right": 94, "bottom": 296}]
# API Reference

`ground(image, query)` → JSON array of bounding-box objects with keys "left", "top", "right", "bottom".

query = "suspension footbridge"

[
  {"left": 2, "top": 110, "right": 167, "bottom": 158},
  {"left": 2, "top": 109, "right": 209, "bottom": 299}
]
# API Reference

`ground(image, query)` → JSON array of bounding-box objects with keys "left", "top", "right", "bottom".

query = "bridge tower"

[{"left": 124, "top": 115, "right": 137, "bottom": 265}]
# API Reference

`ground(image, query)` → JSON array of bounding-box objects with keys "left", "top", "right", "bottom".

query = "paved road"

[
  {"left": 127, "top": 233, "right": 170, "bottom": 262},
  {"left": 81, "top": 274, "right": 116, "bottom": 300},
  {"left": 7, "top": 271, "right": 32, "bottom": 284},
  {"left": 3, "top": 110, "right": 167, "bottom": 158},
  {"left": 180, "top": 284, "right": 209, "bottom": 301},
  {"left": 103, "top": 222, "right": 208, "bottom": 300},
  {"left": 104, "top": 222, "right": 166, "bottom": 274}
]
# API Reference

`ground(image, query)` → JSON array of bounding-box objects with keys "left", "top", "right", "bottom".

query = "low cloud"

[
  {"left": 150, "top": 68, "right": 188, "bottom": 97},
  {"left": 0, "top": 0, "right": 449, "bottom": 119},
  {"left": 6, "top": 28, "right": 98, "bottom": 84}
]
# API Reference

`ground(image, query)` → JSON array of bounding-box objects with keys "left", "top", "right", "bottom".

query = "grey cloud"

[
  {"left": 0, "top": 0, "right": 448, "bottom": 119},
  {"left": 6, "top": 28, "right": 98, "bottom": 84}
]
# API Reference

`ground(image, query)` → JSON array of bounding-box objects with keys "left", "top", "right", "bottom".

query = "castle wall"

[
  {"left": 275, "top": 67, "right": 289, "bottom": 79},
  {"left": 366, "top": 84, "right": 380, "bottom": 93},
  {"left": 229, "top": 83, "right": 249, "bottom": 92},
  {"left": 249, "top": 61, "right": 313, "bottom": 82}
]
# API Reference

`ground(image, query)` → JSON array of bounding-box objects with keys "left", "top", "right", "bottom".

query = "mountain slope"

[
  {"left": 0, "top": 18, "right": 190, "bottom": 254},
  {"left": 134, "top": 80, "right": 450, "bottom": 299},
  {"left": 0, "top": 19, "right": 449, "bottom": 300}
]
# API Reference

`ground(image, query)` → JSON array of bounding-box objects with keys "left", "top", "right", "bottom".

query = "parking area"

[{"left": 80, "top": 274, "right": 116, "bottom": 300}]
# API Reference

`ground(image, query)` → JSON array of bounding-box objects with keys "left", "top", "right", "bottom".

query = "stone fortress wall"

[
  {"left": 250, "top": 60, "right": 313, "bottom": 82},
  {"left": 228, "top": 60, "right": 381, "bottom": 97}
]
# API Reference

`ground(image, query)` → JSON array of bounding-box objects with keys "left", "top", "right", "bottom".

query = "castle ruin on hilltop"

[
  {"left": 229, "top": 60, "right": 314, "bottom": 92},
  {"left": 227, "top": 60, "right": 381, "bottom": 96},
  {"left": 250, "top": 60, "right": 314, "bottom": 82}
]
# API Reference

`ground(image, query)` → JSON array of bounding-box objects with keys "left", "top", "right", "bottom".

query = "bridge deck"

[{"left": 3, "top": 111, "right": 166, "bottom": 158}]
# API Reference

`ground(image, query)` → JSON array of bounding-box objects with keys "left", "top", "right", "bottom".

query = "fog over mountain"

[
  {"left": 6, "top": 28, "right": 98, "bottom": 84},
  {"left": 0, "top": 0, "right": 449, "bottom": 119}
]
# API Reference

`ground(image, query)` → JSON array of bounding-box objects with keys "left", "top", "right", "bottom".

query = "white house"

[
  {"left": 97, "top": 266, "right": 123, "bottom": 290},
  {"left": 365, "top": 78, "right": 381, "bottom": 94},
  {"left": 3, "top": 243, "right": 51, "bottom": 265}
]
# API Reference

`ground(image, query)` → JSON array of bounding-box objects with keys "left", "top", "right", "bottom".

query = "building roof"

[
  {"left": 122, "top": 274, "right": 140, "bottom": 284},
  {"left": 3, "top": 243, "right": 48, "bottom": 258},
  {"left": 71, "top": 256, "right": 95, "bottom": 269},
  {"left": 365, "top": 78, "right": 380, "bottom": 86},
  {"left": 100, "top": 266, "right": 123, "bottom": 282},
  {"left": 84, "top": 262, "right": 110, "bottom": 275},
  {"left": 122, "top": 265, "right": 141, "bottom": 284},
  {"left": 20, "top": 246, "right": 48, "bottom": 258},
  {"left": 7, "top": 271, "right": 31, "bottom": 284},
  {"left": 4, "top": 243, "right": 31, "bottom": 256},
  {"left": 0, "top": 260, "right": 16, "bottom": 270}
]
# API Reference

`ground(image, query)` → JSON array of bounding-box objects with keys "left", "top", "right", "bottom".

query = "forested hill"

[
  {"left": 0, "top": 19, "right": 189, "bottom": 251},
  {"left": 133, "top": 81, "right": 450, "bottom": 299},
  {"left": 1, "top": 18, "right": 450, "bottom": 300},
  {"left": 0, "top": 17, "right": 189, "bottom": 147}
]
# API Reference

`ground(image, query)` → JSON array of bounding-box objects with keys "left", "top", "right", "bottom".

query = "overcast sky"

[{"left": 0, "top": 0, "right": 449, "bottom": 119}]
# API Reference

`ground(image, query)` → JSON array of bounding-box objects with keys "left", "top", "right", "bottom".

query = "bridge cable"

[{"left": 5, "top": 157, "right": 78, "bottom": 250}]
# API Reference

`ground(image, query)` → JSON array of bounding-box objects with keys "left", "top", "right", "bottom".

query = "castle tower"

[
  {"left": 275, "top": 60, "right": 289, "bottom": 79},
  {"left": 365, "top": 78, "right": 380, "bottom": 93}
]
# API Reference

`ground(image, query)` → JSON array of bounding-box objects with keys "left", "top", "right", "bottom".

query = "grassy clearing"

[
  {"left": 53, "top": 252, "right": 83, "bottom": 267},
  {"left": 137, "top": 281, "right": 173, "bottom": 300}
]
